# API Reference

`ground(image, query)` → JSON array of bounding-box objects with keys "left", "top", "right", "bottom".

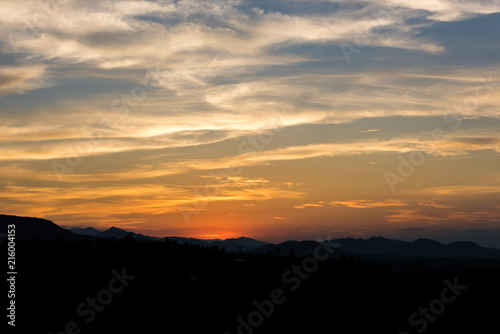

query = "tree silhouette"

[{"left": 123, "top": 232, "right": 135, "bottom": 245}]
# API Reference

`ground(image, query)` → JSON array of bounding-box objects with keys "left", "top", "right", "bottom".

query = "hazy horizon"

[{"left": 59, "top": 222, "right": 500, "bottom": 248}]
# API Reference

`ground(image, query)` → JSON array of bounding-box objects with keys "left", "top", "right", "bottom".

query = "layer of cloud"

[
  {"left": 294, "top": 201, "right": 325, "bottom": 209},
  {"left": 3, "top": 0, "right": 498, "bottom": 98},
  {"left": 385, "top": 207, "right": 500, "bottom": 225},
  {"left": 330, "top": 199, "right": 406, "bottom": 208},
  {"left": 0, "top": 65, "right": 48, "bottom": 96},
  {"left": 421, "top": 185, "right": 500, "bottom": 196}
]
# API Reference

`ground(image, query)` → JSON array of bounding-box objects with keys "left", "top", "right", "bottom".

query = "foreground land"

[{"left": 3, "top": 235, "right": 500, "bottom": 333}]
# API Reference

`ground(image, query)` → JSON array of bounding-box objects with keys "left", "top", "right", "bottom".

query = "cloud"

[
  {"left": 0, "top": 65, "right": 48, "bottom": 96},
  {"left": 0, "top": 181, "right": 303, "bottom": 226},
  {"left": 2, "top": 126, "right": 498, "bottom": 186},
  {"left": 293, "top": 202, "right": 325, "bottom": 209},
  {"left": 202, "top": 176, "right": 270, "bottom": 188},
  {"left": 1, "top": 0, "right": 480, "bottom": 83},
  {"left": 418, "top": 200, "right": 453, "bottom": 209},
  {"left": 386, "top": 0, "right": 500, "bottom": 21},
  {"left": 384, "top": 209, "right": 450, "bottom": 224},
  {"left": 0, "top": 0, "right": 498, "bottom": 109},
  {"left": 314, "top": 0, "right": 500, "bottom": 22},
  {"left": 421, "top": 186, "right": 500, "bottom": 196},
  {"left": 5, "top": 114, "right": 498, "bottom": 165},
  {"left": 385, "top": 207, "right": 500, "bottom": 225},
  {"left": 428, "top": 136, "right": 500, "bottom": 156},
  {"left": 329, "top": 199, "right": 407, "bottom": 208}
]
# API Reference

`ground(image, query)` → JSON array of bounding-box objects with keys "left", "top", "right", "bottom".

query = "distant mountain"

[
  {"left": 328, "top": 236, "right": 500, "bottom": 257},
  {"left": 252, "top": 236, "right": 500, "bottom": 258},
  {"left": 166, "top": 236, "right": 270, "bottom": 252},
  {"left": 434, "top": 229, "right": 500, "bottom": 248},
  {"left": 2, "top": 214, "right": 500, "bottom": 257},
  {"left": 96, "top": 227, "right": 162, "bottom": 241},
  {"left": 224, "top": 237, "right": 269, "bottom": 249},
  {"left": 0, "top": 214, "right": 83, "bottom": 241},
  {"left": 253, "top": 240, "right": 325, "bottom": 257},
  {"left": 69, "top": 227, "right": 101, "bottom": 236},
  {"left": 96, "top": 227, "right": 130, "bottom": 238}
]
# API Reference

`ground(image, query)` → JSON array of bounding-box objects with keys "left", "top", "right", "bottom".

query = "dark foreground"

[{"left": 3, "top": 236, "right": 500, "bottom": 334}]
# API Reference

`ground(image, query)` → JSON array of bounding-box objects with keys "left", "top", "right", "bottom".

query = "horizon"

[
  {"left": 62, "top": 222, "right": 500, "bottom": 248},
  {"left": 1, "top": 1, "right": 500, "bottom": 247}
]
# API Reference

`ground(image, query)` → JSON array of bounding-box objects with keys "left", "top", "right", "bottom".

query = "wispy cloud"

[
  {"left": 330, "top": 199, "right": 407, "bottom": 208},
  {"left": 0, "top": 65, "right": 48, "bottom": 96},
  {"left": 294, "top": 202, "right": 325, "bottom": 209},
  {"left": 385, "top": 207, "right": 500, "bottom": 225},
  {"left": 4, "top": 0, "right": 493, "bottom": 96},
  {"left": 418, "top": 200, "right": 453, "bottom": 209},
  {"left": 421, "top": 186, "right": 500, "bottom": 196}
]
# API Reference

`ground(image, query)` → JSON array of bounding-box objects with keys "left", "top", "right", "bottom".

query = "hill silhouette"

[
  {"left": 327, "top": 236, "right": 500, "bottom": 257},
  {"left": 0, "top": 214, "right": 83, "bottom": 241},
  {"left": 68, "top": 227, "right": 101, "bottom": 236},
  {"left": 248, "top": 236, "right": 500, "bottom": 257},
  {"left": 69, "top": 223, "right": 500, "bottom": 257},
  {"left": 2, "top": 214, "right": 500, "bottom": 258}
]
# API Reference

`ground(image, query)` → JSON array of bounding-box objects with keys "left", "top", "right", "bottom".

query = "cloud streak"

[{"left": 330, "top": 199, "right": 407, "bottom": 208}]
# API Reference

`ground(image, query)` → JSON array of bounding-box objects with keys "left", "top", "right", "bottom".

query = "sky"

[{"left": 1, "top": 0, "right": 500, "bottom": 245}]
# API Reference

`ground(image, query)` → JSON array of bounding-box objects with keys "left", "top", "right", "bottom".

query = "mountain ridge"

[
  {"left": 68, "top": 227, "right": 101, "bottom": 236},
  {"left": 2, "top": 214, "right": 500, "bottom": 257}
]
